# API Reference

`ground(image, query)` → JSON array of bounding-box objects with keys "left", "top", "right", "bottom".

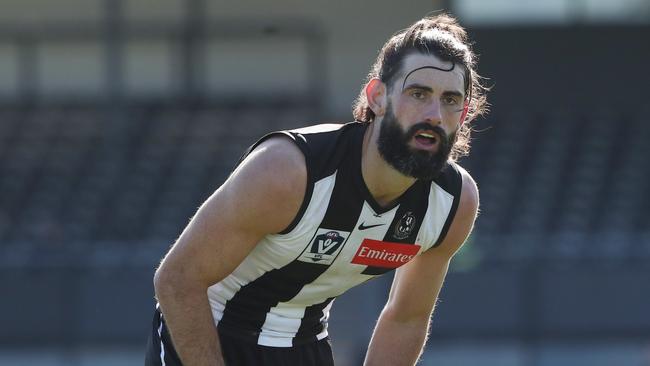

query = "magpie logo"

[
  {"left": 393, "top": 211, "right": 416, "bottom": 240},
  {"left": 298, "top": 229, "right": 349, "bottom": 265},
  {"left": 358, "top": 222, "right": 385, "bottom": 230}
]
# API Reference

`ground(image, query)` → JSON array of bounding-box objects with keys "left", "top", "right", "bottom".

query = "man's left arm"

[{"left": 364, "top": 169, "right": 480, "bottom": 366}]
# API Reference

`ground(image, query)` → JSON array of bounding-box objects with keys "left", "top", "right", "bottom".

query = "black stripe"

[
  {"left": 432, "top": 162, "right": 463, "bottom": 248},
  {"left": 319, "top": 155, "right": 366, "bottom": 230},
  {"left": 145, "top": 308, "right": 163, "bottom": 366},
  {"left": 432, "top": 162, "right": 463, "bottom": 196},
  {"left": 218, "top": 261, "right": 328, "bottom": 342},
  {"left": 384, "top": 180, "right": 432, "bottom": 243},
  {"left": 293, "top": 297, "right": 335, "bottom": 345},
  {"left": 292, "top": 125, "right": 356, "bottom": 181},
  {"left": 150, "top": 308, "right": 183, "bottom": 366},
  {"left": 281, "top": 123, "right": 365, "bottom": 233}
]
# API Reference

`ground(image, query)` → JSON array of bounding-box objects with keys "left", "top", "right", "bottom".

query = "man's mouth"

[{"left": 413, "top": 130, "right": 439, "bottom": 147}]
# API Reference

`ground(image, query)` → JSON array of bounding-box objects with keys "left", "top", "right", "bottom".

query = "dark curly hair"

[{"left": 352, "top": 13, "right": 489, "bottom": 161}]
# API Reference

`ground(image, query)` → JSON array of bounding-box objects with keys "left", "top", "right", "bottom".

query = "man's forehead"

[{"left": 398, "top": 53, "right": 465, "bottom": 91}]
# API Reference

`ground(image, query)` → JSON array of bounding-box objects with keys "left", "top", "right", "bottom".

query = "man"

[{"left": 146, "top": 13, "right": 488, "bottom": 366}]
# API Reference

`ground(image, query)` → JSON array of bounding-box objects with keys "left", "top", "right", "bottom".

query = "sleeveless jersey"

[{"left": 207, "top": 121, "right": 463, "bottom": 347}]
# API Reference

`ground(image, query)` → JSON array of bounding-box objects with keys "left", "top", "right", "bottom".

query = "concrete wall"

[
  {"left": 2, "top": 2, "right": 648, "bottom": 116},
  {"left": 0, "top": 0, "right": 446, "bottom": 115}
]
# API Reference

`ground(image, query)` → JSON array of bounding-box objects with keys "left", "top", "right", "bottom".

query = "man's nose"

[{"left": 423, "top": 101, "right": 442, "bottom": 124}]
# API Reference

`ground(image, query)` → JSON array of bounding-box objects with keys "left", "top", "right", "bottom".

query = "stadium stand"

[
  {"left": 0, "top": 103, "right": 317, "bottom": 266},
  {"left": 0, "top": 102, "right": 648, "bottom": 268},
  {"left": 460, "top": 106, "right": 649, "bottom": 264}
]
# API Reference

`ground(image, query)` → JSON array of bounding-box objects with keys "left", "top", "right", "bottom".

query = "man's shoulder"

[
  {"left": 254, "top": 121, "right": 361, "bottom": 155},
  {"left": 446, "top": 164, "right": 479, "bottom": 235},
  {"left": 289, "top": 122, "right": 350, "bottom": 136},
  {"left": 433, "top": 162, "right": 477, "bottom": 197},
  {"left": 275, "top": 121, "right": 366, "bottom": 181},
  {"left": 431, "top": 161, "right": 462, "bottom": 197},
  {"left": 454, "top": 164, "right": 479, "bottom": 206},
  {"left": 424, "top": 162, "right": 479, "bottom": 255},
  {"left": 252, "top": 136, "right": 306, "bottom": 166},
  {"left": 285, "top": 121, "right": 365, "bottom": 145},
  {"left": 443, "top": 162, "right": 478, "bottom": 212}
]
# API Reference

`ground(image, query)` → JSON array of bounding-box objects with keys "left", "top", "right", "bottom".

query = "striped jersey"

[{"left": 207, "top": 121, "right": 463, "bottom": 347}]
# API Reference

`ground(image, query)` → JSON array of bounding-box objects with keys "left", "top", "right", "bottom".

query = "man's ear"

[{"left": 365, "top": 78, "right": 387, "bottom": 117}]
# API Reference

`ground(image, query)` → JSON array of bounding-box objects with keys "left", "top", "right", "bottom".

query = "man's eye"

[
  {"left": 411, "top": 91, "right": 424, "bottom": 99},
  {"left": 443, "top": 96, "right": 458, "bottom": 105}
]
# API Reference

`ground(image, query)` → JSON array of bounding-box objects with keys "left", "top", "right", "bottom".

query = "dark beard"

[{"left": 377, "top": 106, "right": 454, "bottom": 180}]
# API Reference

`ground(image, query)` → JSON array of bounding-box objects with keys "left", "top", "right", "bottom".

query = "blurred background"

[{"left": 0, "top": 0, "right": 649, "bottom": 365}]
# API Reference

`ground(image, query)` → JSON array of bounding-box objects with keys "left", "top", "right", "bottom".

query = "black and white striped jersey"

[{"left": 207, "top": 121, "right": 463, "bottom": 347}]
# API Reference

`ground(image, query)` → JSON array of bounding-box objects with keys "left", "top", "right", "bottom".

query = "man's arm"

[
  {"left": 364, "top": 168, "right": 480, "bottom": 366},
  {"left": 153, "top": 137, "right": 306, "bottom": 366}
]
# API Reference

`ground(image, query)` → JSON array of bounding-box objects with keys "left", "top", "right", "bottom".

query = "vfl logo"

[
  {"left": 393, "top": 211, "right": 416, "bottom": 240},
  {"left": 298, "top": 229, "right": 348, "bottom": 265}
]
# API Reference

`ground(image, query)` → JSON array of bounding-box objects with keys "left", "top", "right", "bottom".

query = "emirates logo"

[{"left": 351, "top": 239, "right": 421, "bottom": 268}]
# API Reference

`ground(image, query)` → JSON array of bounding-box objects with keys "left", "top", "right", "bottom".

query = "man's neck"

[{"left": 361, "top": 123, "right": 417, "bottom": 208}]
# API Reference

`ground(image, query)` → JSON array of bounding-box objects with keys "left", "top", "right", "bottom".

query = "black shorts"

[{"left": 145, "top": 307, "right": 335, "bottom": 366}]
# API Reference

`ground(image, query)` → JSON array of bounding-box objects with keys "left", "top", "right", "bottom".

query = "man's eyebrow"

[
  {"left": 442, "top": 90, "right": 464, "bottom": 99},
  {"left": 403, "top": 83, "right": 465, "bottom": 98},
  {"left": 403, "top": 83, "right": 433, "bottom": 92}
]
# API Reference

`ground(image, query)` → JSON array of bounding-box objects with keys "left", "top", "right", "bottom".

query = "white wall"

[
  {"left": 0, "top": 0, "right": 445, "bottom": 116},
  {"left": 205, "top": 0, "right": 444, "bottom": 115}
]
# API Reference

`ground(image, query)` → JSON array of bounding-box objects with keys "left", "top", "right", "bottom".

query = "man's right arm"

[{"left": 153, "top": 137, "right": 307, "bottom": 365}]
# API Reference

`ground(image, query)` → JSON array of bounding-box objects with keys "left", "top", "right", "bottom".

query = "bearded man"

[{"left": 147, "top": 13, "right": 489, "bottom": 366}]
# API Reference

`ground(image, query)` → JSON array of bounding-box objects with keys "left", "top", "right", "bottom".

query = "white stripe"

[
  {"left": 316, "top": 330, "right": 329, "bottom": 341},
  {"left": 157, "top": 312, "right": 167, "bottom": 366},
  {"left": 320, "top": 299, "right": 334, "bottom": 325},
  {"left": 258, "top": 333, "right": 294, "bottom": 347},
  {"left": 419, "top": 182, "right": 455, "bottom": 250},
  {"left": 316, "top": 299, "right": 335, "bottom": 341},
  {"left": 258, "top": 304, "right": 305, "bottom": 345},
  {"left": 290, "top": 123, "right": 345, "bottom": 135}
]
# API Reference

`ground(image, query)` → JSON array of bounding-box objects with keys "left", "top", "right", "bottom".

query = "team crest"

[
  {"left": 393, "top": 212, "right": 416, "bottom": 240},
  {"left": 298, "top": 229, "right": 349, "bottom": 265}
]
